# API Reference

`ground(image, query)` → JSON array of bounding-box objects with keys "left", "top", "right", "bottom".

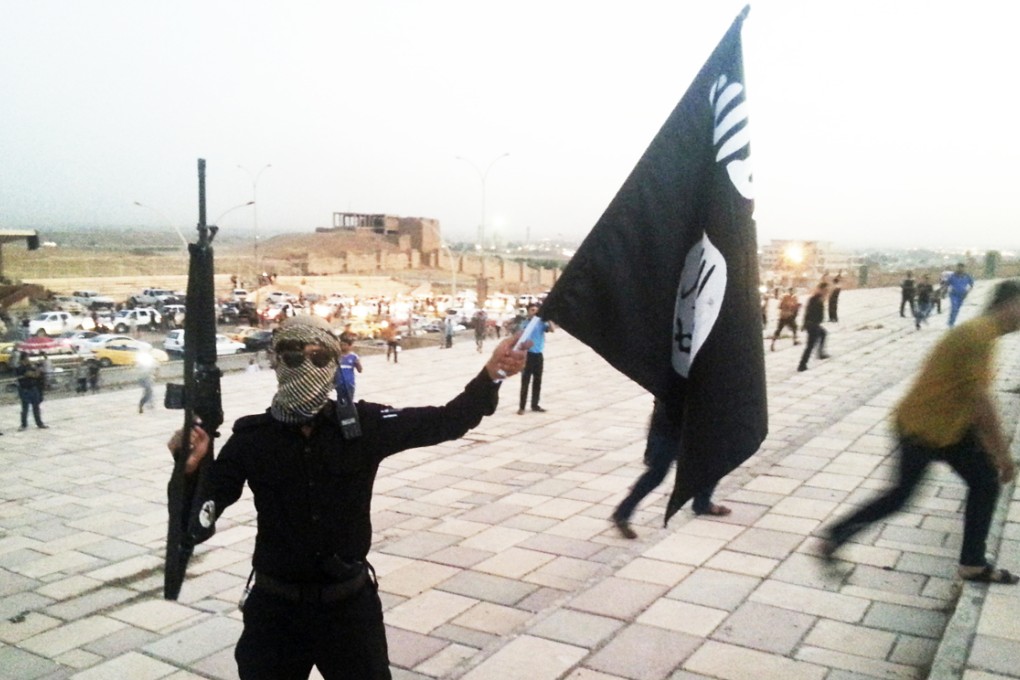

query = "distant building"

[
  {"left": 319, "top": 212, "right": 441, "bottom": 254},
  {"left": 759, "top": 240, "right": 860, "bottom": 285}
]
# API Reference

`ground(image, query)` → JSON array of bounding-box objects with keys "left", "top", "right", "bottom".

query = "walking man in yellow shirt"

[{"left": 822, "top": 280, "right": 1020, "bottom": 583}]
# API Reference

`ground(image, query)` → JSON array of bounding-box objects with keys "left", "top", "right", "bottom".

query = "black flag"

[{"left": 540, "top": 6, "right": 766, "bottom": 523}]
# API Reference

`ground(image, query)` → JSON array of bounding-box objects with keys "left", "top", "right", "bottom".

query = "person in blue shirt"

[
  {"left": 335, "top": 334, "right": 363, "bottom": 402},
  {"left": 946, "top": 262, "right": 975, "bottom": 328},
  {"left": 517, "top": 303, "right": 553, "bottom": 415}
]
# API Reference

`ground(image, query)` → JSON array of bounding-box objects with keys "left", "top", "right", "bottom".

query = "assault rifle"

[{"left": 163, "top": 158, "right": 224, "bottom": 600}]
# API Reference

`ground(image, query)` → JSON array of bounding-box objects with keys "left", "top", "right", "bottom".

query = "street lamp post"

[
  {"left": 237, "top": 163, "right": 272, "bottom": 287},
  {"left": 455, "top": 153, "right": 509, "bottom": 251},
  {"left": 212, "top": 201, "right": 255, "bottom": 227}
]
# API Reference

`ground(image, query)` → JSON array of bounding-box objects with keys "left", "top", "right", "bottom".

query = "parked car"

[
  {"left": 93, "top": 339, "right": 169, "bottom": 367},
  {"left": 228, "top": 326, "right": 262, "bottom": 343},
  {"left": 71, "top": 290, "right": 116, "bottom": 310},
  {"left": 15, "top": 336, "right": 77, "bottom": 357},
  {"left": 81, "top": 334, "right": 152, "bottom": 353},
  {"left": 161, "top": 304, "right": 186, "bottom": 327},
  {"left": 52, "top": 295, "right": 85, "bottom": 313},
  {"left": 55, "top": 330, "right": 100, "bottom": 352},
  {"left": 129, "top": 288, "right": 176, "bottom": 307},
  {"left": 163, "top": 330, "right": 246, "bottom": 358},
  {"left": 110, "top": 308, "right": 162, "bottom": 333},
  {"left": 242, "top": 330, "right": 274, "bottom": 353},
  {"left": 28, "top": 311, "right": 86, "bottom": 337}
]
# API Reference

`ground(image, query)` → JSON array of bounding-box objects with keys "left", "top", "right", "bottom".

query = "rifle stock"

[{"left": 164, "top": 158, "right": 224, "bottom": 600}]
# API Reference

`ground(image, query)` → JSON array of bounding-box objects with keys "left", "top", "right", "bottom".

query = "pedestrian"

[
  {"left": 797, "top": 282, "right": 831, "bottom": 372},
  {"left": 822, "top": 280, "right": 1020, "bottom": 584},
  {"left": 335, "top": 334, "right": 363, "bottom": 402},
  {"left": 472, "top": 309, "right": 488, "bottom": 353},
  {"left": 87, "top": 359, "right": 101, "bottom": 393},
  {"left": 770, "top": 288, "right": 800, "bottom": 351},
  {"left": 246, "top": 357, "right": 260, "bottom": 374},
  {"left": 900, "top": 271, "right": 916, "bottom": 318},
  {"left": 517, "top": 303, "right": 553, "bottom": 415},
  {"left": 138, "top": 358, "right": 157, "bottom": 413},
  {"left": 442, "top": 309, "right": 456, "bottom": 349},
  {"left": 75, "top": 361, "right": 89, "bottom": 394},
  {"left": 946, "top": 262, "right": 975, "bottom": 328},
  {"left": 380, "top": 321, "right": 400, "bottom": 363},
  {"left": 913, "top": 274, "right": 934, "bottom": 330},
  {"left": 827, "top": 276, "right": 841, "bottom": 322},
  {"left": 166, "top": 315, "right": 529, "bottom": 679},
  {"left": 15, "top": 354, "right": 48, "bottom": 430},
  {"left": 611, "top": 400, "right": 730, "bottom": 539}
]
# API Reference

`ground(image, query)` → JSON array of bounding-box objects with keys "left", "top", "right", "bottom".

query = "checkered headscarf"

[{"left": 270, "top": 316, "right": 342, "bottom": 424}]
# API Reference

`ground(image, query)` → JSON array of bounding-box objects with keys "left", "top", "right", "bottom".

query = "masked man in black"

[{"left": 168, "top": 315, "right": 529, "bottom": 679}]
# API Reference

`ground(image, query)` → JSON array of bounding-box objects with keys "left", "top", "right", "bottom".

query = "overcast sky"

[{"left": 2, "top": 1, "right": 1018, "bottom": 251}]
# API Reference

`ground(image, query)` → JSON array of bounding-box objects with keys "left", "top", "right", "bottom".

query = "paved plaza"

[{"left": 2, "top": 284, "right": 1020, "bottom": 680}]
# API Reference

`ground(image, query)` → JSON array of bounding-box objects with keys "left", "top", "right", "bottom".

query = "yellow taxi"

[{"left": 92, "top": 339, "right": 169, "bottom": 367}]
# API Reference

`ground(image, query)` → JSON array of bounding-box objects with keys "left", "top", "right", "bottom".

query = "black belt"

[{"left": 255, "top": 568, "right": 369, "bottom": 604}]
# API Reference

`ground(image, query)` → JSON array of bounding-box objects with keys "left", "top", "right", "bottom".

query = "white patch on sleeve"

[{"left": 198, "top": 500, "right": 216, "bottom": 529}]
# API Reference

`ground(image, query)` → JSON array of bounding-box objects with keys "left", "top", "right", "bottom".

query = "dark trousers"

[
  {"left": 900, "top": 294, "right": 915, "bottom": 317},
  {"left": 771, "top": 317, "right": 798, "bottom": 342},
  {"left": 798, "top": 324, "right": 827, "bottom": 368},
  {"left": 386, "top": 341, "right": 398, "bottom": 363},
  {"left": 236, "top": 586, "right": 391, "bottom": 679},
  {"left": 614, "top": 429, "right": 716, "bottom": 519},
  {"left": 519, "top": 352, "right": 544, "bottom": 410},
  {"left": 19, "top": 388, "right": 43, "bottom": 427},
  {"left": 827, "top": 431, "right": 999, "bottom": 567}
]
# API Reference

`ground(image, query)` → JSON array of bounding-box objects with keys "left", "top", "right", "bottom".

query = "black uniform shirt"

[
  {"left": 207, "top": 369, "right": 499, "bottom": 582},
  {"left": 803, "top": 294, "right": 825, "bottom": 327}
]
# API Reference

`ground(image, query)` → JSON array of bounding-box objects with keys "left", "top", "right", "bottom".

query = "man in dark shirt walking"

[
  {"left": 15, "top": 354, "right": 48, "bottom": 430},
  {"left": 798, "top": 282, "right": 831, "bottom": 372},
  {"left": 168, "top": 315, "right": 529, "bottom": 679},
  {"left": 900, "top": 271, "right": 916, "bottom": 318}
]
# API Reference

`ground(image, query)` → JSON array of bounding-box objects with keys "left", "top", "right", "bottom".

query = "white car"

[
  {"left": 28, "top": 311, "right": 86, "bottom": 337},
  {"left": 110, "top": 308, "right": 162, "bottom": 333},
  {"left": 163, "top": 330, "right": 246, "bottom": 357},
  {"left": 55, "top": 330, "right": 100, "bottom": 352}
]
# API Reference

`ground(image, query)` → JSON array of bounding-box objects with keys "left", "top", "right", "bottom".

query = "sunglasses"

[{"left": 275, "top": 345, "right": 336, "bottom": 368}]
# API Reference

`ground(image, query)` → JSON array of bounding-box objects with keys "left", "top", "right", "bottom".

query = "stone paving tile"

[
  {"left": 384, "top": 626, "right": 449, "bottom": 670},
  {"left": 19, "top": 616, "right": 126, "bottom": 657},
  {"left": 569, "top": 578, "right": 668, "bottom": 620},
  {"left": 684, "top": 640, "right": 827, "bottom": 680},
  {"left": 142, "top": 616, "right": 242, "bottom": 666},
  {"left": 453, "top": 601, "right": 533, "bottom": 635},
  {"left": 530, "top": 609, "right": 625, "bottom": 648},
  {"left": 385, "top": 590, "right": 478, "bottom": 634},
  {"left": 68, "top": 651, "right": 179, "bottom": 680},
  {"left": 711, "top": 601, "right": 814, "bottom": 655},
  {"left": 459, "top": 634, "right": 587, "bottom": 680},
  {"left": 750, "top": 580, "right": 870, "bottom": 623},
  {"left": 108, "top": 600, "right": 205, "bottom": 633},
  {"left": 585, "top": 623, "right": 701, "bottom": 680}
]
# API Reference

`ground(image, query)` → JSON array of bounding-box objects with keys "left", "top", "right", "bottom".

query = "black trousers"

[
  {"left": 235, "top": 586, "right": 391, "bottom": 679},
  {"left": 798, "top": 324, "right": 827, "bottom": 368},
  {"left": 519, "top": 352, "right": 544, "bottom": 410},
  {"left": 827, "top": 431, "right": 999, "bottom": 567}
]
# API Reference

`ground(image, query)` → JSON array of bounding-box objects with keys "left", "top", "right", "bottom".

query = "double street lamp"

[{"left": 455, "top": 153, "right": 509, "bottom": 251}]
